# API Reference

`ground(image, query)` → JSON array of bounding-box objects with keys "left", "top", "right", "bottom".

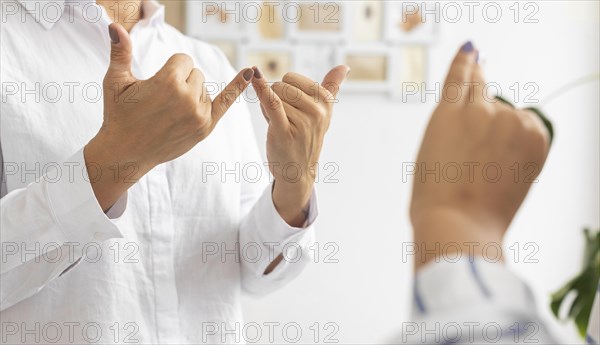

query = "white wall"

[{"left": 238, "top": 1, "right": 599, "bottom": 343}]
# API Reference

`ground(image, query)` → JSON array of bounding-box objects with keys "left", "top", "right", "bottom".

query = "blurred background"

[{"left": 162, "top": 1, "right": 599, "bottom": 343}]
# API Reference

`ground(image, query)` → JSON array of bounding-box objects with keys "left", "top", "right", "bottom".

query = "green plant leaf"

[{"left": 551, "top": 228, "right": 600, "bottom": 338}]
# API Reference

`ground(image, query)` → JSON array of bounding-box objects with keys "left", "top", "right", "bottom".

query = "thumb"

[
  {"left": 321, "top": 65, "right": 350, "bottom": 98},
  {"left": 106, "top": 23, "right": 134, "bottom": 81}
]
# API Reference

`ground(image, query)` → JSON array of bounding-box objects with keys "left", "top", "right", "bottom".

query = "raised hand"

[
  {"left": 410, "top": 42, "right": 551, "bottom": 267},
  {"left": 85, "top": 23, "right": 254, "bottom": 210},
  {"left": 251, "top": 66, "right": 349, "bottom": 227}
]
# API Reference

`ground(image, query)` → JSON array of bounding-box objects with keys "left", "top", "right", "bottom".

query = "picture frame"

[
  {"left": 383, "top": 2, "right": 439, "bottom": 44},
  {"left": 182, "top": 1, "right": 436, "bottom": 100},
  {"left": 238, "top": 44, "right": 295, "bottom": 82},
  {"left": 336, "top": 45, "right": 392, "bottom": 94},
  {"left": 287, "top": 0, "right": 350, "bottom": 43},
  {"left": 246, "top": 0, "right": 288, "bottom": 42},
  {"left": 350, "top": 0, "right": 384, "bottom": 42},
  {"left": 389, "top": 45, "right": 430, "bottom": 102}
]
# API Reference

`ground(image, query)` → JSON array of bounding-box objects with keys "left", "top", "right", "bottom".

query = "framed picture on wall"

[
  {"left": 287, "top": 1, "right": 349, "bottom": 42},
  {"left": 246, "top": 1, "right": 287, "bottom": 42},
  {"left": 390, "top": 45, "right": 429, "bottom": 101},
  {"left": 239, "top": 44, "right": 295, "bottom": 82},
  {"left": 351, "top": 0, "right": 384, "bottom": 42},
  {"left": 336, "top": 46, "right": 392, "bottom": 93},
  {"left": 383, "top": 2, "right": 438, "bottom": 43},
  {"left": 186, "top": 1, "right": 248, "bottom": 40},
  {"left": 183, "top": 0, "right": 440, "bottom": 100}
]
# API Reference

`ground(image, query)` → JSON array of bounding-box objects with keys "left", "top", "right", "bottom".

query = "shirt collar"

[
  {"left": 15, "top": 0, "right": 165, "bottom": 31},
  {"left": 137, "top": 0, "right": 165, "bottom": 28}
]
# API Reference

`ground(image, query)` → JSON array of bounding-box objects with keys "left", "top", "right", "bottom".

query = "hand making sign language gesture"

[
  {"left": 85, "top": 23, "right": 255, "bottom": 211},
  {"left": 250, "top": 66, "right": 350, "bottom": 228},
  {"left": 410, "top": 42, "right": 552, "bottom": 266}
]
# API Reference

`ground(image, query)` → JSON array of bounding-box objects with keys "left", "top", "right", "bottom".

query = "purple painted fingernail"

[
  {"left": 108, "top": 25, "right": 119, "bottom": 44},
  {"left": 253, "top": 66, "right": 263, "bottom": 79},
  {"left": 461, "top": 41, "right": 474, "bottom": 52},
  {"left": 243, "top": 68, "right": 253, "bottom": 81}
]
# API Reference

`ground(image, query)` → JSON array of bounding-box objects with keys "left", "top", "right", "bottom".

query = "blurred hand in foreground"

[{"left": 410, "top": 42, "right": 551, "bottom": 269}]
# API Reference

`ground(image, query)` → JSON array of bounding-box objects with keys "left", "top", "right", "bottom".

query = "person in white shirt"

[
  {"left": 401, "top": 41, "right": 599, "bottom": 344},
  {"left": 0, "top": 0, "right": 348, "bottom": 343}
]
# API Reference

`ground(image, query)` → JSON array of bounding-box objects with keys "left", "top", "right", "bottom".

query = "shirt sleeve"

[
  {"left": 239, "top": 182, "right": 317, "bottom": 296},
  {"left": 0, "top": 147, "right": 125, "bottom": 310},
  {"left": 234, "top": 95, "right": 318, "bottom": 296},
  {"left": 399, "top": 258, "right": 560, "bottom": 344},
  {"left": 206, "top": 44, "right": 318, "bottom": 296}
]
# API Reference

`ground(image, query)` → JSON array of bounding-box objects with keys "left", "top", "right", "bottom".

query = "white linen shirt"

[
  {"left": 0, "top": 0, "right": 317, "bottom": 343},
  {"left": 401, "top": 259, "right": 561, "bottom": 344}
]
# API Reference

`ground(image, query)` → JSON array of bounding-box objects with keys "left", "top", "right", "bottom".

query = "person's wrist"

[
  {"left": 411, "top": 206, "right": 506, "bottom": 271},
  {"left": 272, "top": 177, "right": 313, "bottom": 227},
  {"left": 86, "top": 130, "right": 154, "bottom": 181},
  {"left": 84, "top": 131, "right": 154, "bottom": 211}
]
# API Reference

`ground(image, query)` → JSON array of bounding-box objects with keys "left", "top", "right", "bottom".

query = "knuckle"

[
  {"left": 213, "top": 103, "right": 228, "bottom": 118},
  {"left": 282, "top": 72, "right": 297, "bottom": 84},
  {"left": 192, "top": 68, "right": 205, "bottom": 82},
  {"left": 271, "top": 81, "right": 283, "bottom": 91},
  {"left": 475, "top": 101, "right": 495, "bottom": 117},
  {"left": 254, "top": 83, "right": 268, "bottom": 98},
  {"left": 192, "top": 109, "right": 209, "bottom": 129},
  {"left": 267, "top": 93, "right": 282, "bottom": 110},
  {"left": 499, "top": 108, "right": 519, "bottom": 120},
  {"left": 172, "top": 53, "right": 193, "bottom": 64},
  {"left": 306, "top": 103, "right": 325, "bottom": 119},
  {"left": 318, "top": 86, "right": 333, "bottom": 101},
  {"left": 317, "top": 106, "right": 329, "bottom": 119},
  {"left": 162, "top": 73, "right": 180, "bottom": 88},
  {"left": 316, "top": 108, "right": 329, "bottom": 123},
  {"left": 221, "top": 92, "right": 236, "bottom": 109}
]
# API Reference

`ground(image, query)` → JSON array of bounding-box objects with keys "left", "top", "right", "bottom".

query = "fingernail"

[
  {"left": 346, "top": 68, "right": 351, "bottom": 77},
  {"left": 253, "top": 66, "right": 263, "bottom": 79},
  {"left": 243, "top": 68, "right": 253, "bottom": 82},
  {"left": 475, "top": 50, "right": 480, "bottom": 63},
  {"left": 461, "top": 41, "right": 474, "bottom": 52},
  {"left": 108, "top": 25, "right": 119, "bottom": 44}
]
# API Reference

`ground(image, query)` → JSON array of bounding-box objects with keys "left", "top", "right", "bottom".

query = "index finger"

[
  {"left": 250, "top": 67, "right": 289, "bottom": 130},
  {"left": 211, "top": 67, "right": 254, "bottom": 121},
  {"left": 442, "top": 42, "right": 478, "bottom": 105}
]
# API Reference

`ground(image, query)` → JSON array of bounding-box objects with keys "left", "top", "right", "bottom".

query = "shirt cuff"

[
  {"left": 413, "top": 258, "right": 534, "bottom": 316},
  {"left": 44, "top": 148, "right": 125, "bottom": 244},
  {"left": 240, "top": 183, "right": 318, "bottom": 278},
  {"left": 106, "top": 192, "right": 128, "bottom": 219}
]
